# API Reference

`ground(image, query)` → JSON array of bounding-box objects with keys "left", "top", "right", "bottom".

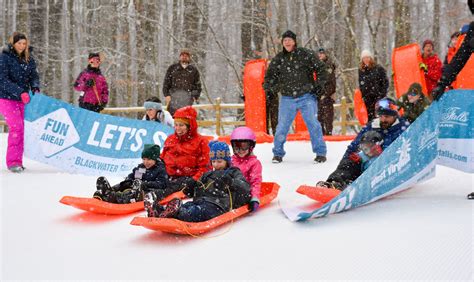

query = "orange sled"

[
  {"left": 130, "top": 182, "right": 280, "bottom": 235},
  {"left": 59, "top": 191, "right": 186, "bottom": 215},
  {"left": 296, "top": 185, "right": 341, "bottom": 203}
]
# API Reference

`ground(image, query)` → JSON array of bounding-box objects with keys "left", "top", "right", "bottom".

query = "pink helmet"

[{"left": 230, "top": 126, "right": 256, "bottom": 142}]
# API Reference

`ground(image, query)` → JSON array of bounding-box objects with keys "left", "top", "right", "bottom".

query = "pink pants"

[{"left": 0, "top": 98, "right": 25, "bottom": 168}]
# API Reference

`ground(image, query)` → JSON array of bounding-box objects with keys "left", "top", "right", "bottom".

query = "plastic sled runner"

[
  {"left": 59, "top": 191, "right": 186, "bottom": 215},
  {"left": 130, "top": 182, "right": 280, "bottom": 235},
  {"left": 296, "top": 185, "right": 341, "bottom": 203}
]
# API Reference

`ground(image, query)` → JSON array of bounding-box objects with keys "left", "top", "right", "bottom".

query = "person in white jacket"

[{"left": 143, "top": 96, "right": 174, "bottom": 128}]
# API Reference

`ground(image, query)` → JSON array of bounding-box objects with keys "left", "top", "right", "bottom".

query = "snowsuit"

[
  {"left": 162, "top": 63, "right": 201, "bottom": 116},
  {"left": 73, "top": 65, "right": 109, "bottom": 112},
  {"left": 0, "top": 44, "right": 40, "bottom": 168},
  {"left": 177, "top": 167, "right": 251, "bottom": 222},
  {"left": 142, "top": 110, "right": 174, "bottom": 128},
  {"left": 396, "top": 94, "right": 430, "bottom": 124},
  {"left": 263, "top": 45, "right": 328, "bottom": 158},
  {"left": 358, "top": 64, "right": 389, "bottom": 122},
  {"left": 103, "top": 161, "right": 169, "bottom": 204},
  {"left": 231, "top": 154, "right": 262, "bottom": 203},
  {"left": 421, "top": 54, "right": 442, "bottom": 99},
  {"left": 160, "top": 106, "right": 210, "bottom": 194},
  {"left": 327, "top": 117, "right": 409, "bottom": 190},
  {"left": 318, "top": 58, "right": 337, "bottom": 135}
]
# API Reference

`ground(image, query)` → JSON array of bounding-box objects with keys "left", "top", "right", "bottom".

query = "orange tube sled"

[
  {"left": 59, "top": 191, "right": 186, "bottom": 215},
  {"left": 130, "top": 182, "right": 280, "bottom": 235},
  {"left": 243, "top": 59, "right": 268, "bottom": 133},
  {"left": 296, "top": 185, "right": 341, "bottom": 203},
  {"left": 353, "top": 89, "right": 368, "bottom": 126},
  {"left": 392, "top": 43, "right": 428, "bottom": 98}
]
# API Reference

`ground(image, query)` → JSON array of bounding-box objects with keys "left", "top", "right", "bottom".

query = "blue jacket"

[
  {"left": 343, "top": 117, "right": 410, "bottom": 159},
  {"left": 0, "top": 45, "right": 40, "bottom": 101}
]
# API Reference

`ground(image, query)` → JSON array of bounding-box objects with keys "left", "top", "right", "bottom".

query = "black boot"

[
  {"left": 93, "top": 176, "right": 113, "bottom": 200},
  {"left": 159, "top": 198, "right": 182, "bottom": 218},
  {"left": 144, "top": 192, "right": 164, "bottom": 217},
  {"left": 468, "top": 192, "right": 474, "bottom": 200}
]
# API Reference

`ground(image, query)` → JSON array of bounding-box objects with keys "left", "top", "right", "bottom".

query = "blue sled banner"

[
  {"left": 283, "top": 90, "right": 474, "bottom": 222},
  {"left": 24, "top": 94, "right": 174, "bottom": 176}
]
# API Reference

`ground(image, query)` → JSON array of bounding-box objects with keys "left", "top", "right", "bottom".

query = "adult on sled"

[
  {"left": 92, "top": 144, "right": 169, "bottom": 204},
  {"left": 145, "top": 141, "right": 251, "bottom": 222},
  {"left": 263, "top": 30, "right": 328, "bottom": 164},
  {"left": 0, "top": 32, "right": 40, "bottom": 173},
  {"left": 431, "top": 0, "right": 474, "bottom": 200},
  {"left": 73, "top": 52, "right": 109, "bottom": 113},
  {"left": 151, "top": 106, "right": 210, "bottom": 203},
  {"left": 358, "top": 49, "right": 389, "bottom": 122},
  {"left": 317, "top": 98, "right": 409, "bottom": 190}
]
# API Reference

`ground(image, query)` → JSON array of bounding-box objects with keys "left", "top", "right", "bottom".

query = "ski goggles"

[{"left": 408, "top": 92, "right": 420, "bottom": 97}]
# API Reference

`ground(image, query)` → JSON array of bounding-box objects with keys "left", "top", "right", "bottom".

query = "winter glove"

[
  {"left": 419, "top": 63, "right": 428, "bottom": 73},
  {"left": 248, "top": 200, "right": 260, "bottom": 212},
  {"left": 431, "top": 86, "right": 446, "bottom": 101},
  {"left": 348, "top": 152, "right": 361, "bottom": 164},
  {"left": 31, "top": 87, "right": 40, "bottom": 94},
  {"left": 20, "top": 92, "right": 30, "bottom": 104},
  {"left": 85, "top": 79, "right": 95, "bottom": 87}
]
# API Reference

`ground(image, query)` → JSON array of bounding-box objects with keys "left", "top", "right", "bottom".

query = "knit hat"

[
  {"left": 13, "top": 33, "right": 27, "bottom": 44},
  {"left": 318, "top": 47, "right": 326, "bottom": 53},
  {"left": 141, "top": 144, "right": 161, "bottom": 161},
  {"left": 422, "top": 39, "right": 434, "bottom": 49},
  {"left": 209, "top": 141, "right": 231, "bottom": 164},
  {"left": 375, "top": 98, "right": 399, "bottom": 117},
  {"left": 281, "top": 30, "right": 297, "bottom": 42},
  {"left": 360, "top": 49, "right": 373, "bottom": 59},
  {"left": 407, "top": 82, "right": 423, "bottom": 95},
  {"left": 180, "top": 48, "right": 191, "bottom": 56},
  {"left": 144, "top": 101, "right": 163, "bottom": 111},
  {"left": 88, "top": 52, "right": 100, "bottom": 60},
  {"left": 174, "top": 117, "right": 190, "bottom": 126}
]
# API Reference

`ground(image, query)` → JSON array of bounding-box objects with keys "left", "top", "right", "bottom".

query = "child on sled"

[
  {"left": 92, "top": 144, "right": 169, "bottom": 204},
  {"left": 145, "top": 141, "right": 251, "bottom": 222}
]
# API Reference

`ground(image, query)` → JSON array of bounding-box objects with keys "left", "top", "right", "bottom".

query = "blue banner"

[
  {"left": 24, "top": 94, "right": 174, "bottom": 176},
  {"left": 283, "top": 90, "right": 473, "bottom": 221}
]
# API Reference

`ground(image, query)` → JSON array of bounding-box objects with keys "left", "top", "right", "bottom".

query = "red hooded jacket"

[
  {"left": 160, "top": 106, "right": 210, "bottom": 180},
  {"left": 422, "top": 54, "right": 442, "bottom": 97}
]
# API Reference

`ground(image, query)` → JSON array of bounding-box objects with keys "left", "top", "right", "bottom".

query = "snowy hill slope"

[{"left": 0, "top": 134, "right": 472, "bottom": 280}]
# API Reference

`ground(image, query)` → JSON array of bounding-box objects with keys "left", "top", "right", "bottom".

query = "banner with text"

[{"left": 24, "top": 94, "right": 174, "bottom": 176}]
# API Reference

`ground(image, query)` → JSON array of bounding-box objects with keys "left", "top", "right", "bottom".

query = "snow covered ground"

[{"left": 0, "top": 133, "right": 472, "bottom": 280}]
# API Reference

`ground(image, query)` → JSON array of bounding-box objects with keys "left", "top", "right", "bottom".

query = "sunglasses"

[{"left": 408, "top": 92, "right": 420, "bottom": 97}]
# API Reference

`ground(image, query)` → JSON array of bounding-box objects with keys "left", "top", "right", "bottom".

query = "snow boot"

[
  {"left": 467, "top": 192, "right": 474, "bottom": 200},
  {"left": 314, "top": 155, "right": 327, "bottom": 163},
  {"left": 93, "top": 176, "right": 113, "bottom": 200},
  {"left": 144, "top": 192, "right": 164, "bottom": 217},
  {"left": 316, "top": 180, "right": 343, "bottom": 191},
  {"left": 159, "top": 198, "right": 182, "bottom": 218},
  {"left": 272, "top": 156, "right": 283, "bottom": 163},
  {"left": 9, "top": 165, "right": 25, "bottom": 173}
]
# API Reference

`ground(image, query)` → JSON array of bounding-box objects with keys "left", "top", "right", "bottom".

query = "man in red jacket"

[{"left": 420, "top": 39, "right": 442, "bottom": 100}]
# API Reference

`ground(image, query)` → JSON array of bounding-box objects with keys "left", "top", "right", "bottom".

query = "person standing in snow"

[
  {"left": 162, "top": 49, "right": 202, "bottom": 116},
  {"left": 317, "top": 98, "right": 409, "bottom": 191},
  {"left": 142, "top": 96, "right": 174, "bottom": 128},
  {"left": 358, "top": 49, "right": 389, "bottom": 122},
  {"left": 73, "top": 52, "right": 109, "bottom": 113},
  {"left": 317, "top": 47, "right": 337, "bottom": 136},
  {"left": 419, "top": 39, "right": 443, "bottom": 100},
  {"left": 431, "top": 0, "right": 474, "bottom": 200},
  {"left": 263, "top": 30, "right": 328, "bottom": 164},
  {"left": 0, "top": 32, "right": 40, "bottom": 173}
]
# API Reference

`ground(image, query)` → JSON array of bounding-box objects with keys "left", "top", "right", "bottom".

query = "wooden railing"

[{"left": 0, "top": 97, "right": 360, "bottom": 135}]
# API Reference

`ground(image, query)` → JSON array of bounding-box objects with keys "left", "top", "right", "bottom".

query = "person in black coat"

[
  {"left": 162, "top": 49, "right": 202, "bottom": 116},
  {"left": 145, "top": 141, "right": 252, "bottom": 222},
  {"left": 358, "top": 49, "right": 389, "bottom": 122},
  {"left": 317, "top": 48, "right": 337, "bottom": 135},
  {"left": 0, "top": 32, "right": 40, "bottom": 173},
  {"left": 92, "top": 144, "right": 169, "bottom": 204},
  {"left": 317, "top": 98, "right": 409, "bottom": 191}
]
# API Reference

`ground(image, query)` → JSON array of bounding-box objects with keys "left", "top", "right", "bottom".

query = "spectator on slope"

[
  {"left": 317, "top": 47, "right": 337, "bottom": 135},
  {"left": 419, "top": 39, "right": 443, "bottom": 100},
  {"left": 162, "top": 49, "right": 202, "bottom": 116},
  {"left": 316, "top": 98, "right": 409, "bottom": 191},
  {"left": 358, "top": 49, "right": 389, "bottom": 122},
  {"left": 444, "top": 31, "right": 461, "bottom": 65},
  {"left": 145, "top": 141, "right": 251, "bottom": 221},
  {"left": 73, "top": 52, "right": 109, "bottom": 113},
  {"left": 142, "top": 96, "right": 174, "bottom": 128},
  {"left": 0, "top": 32, "right": 40, "bottom": 173},
  {"left": 396, "top": 82, "right": 430, "bottom": 123},
  {"left": 263, "top": 30, "right": 328, "bottom": 164}
]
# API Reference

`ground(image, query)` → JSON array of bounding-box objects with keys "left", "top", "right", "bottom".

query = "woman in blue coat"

[{"left": 0, "top": 32, "right": 40, "bottom": 172}]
